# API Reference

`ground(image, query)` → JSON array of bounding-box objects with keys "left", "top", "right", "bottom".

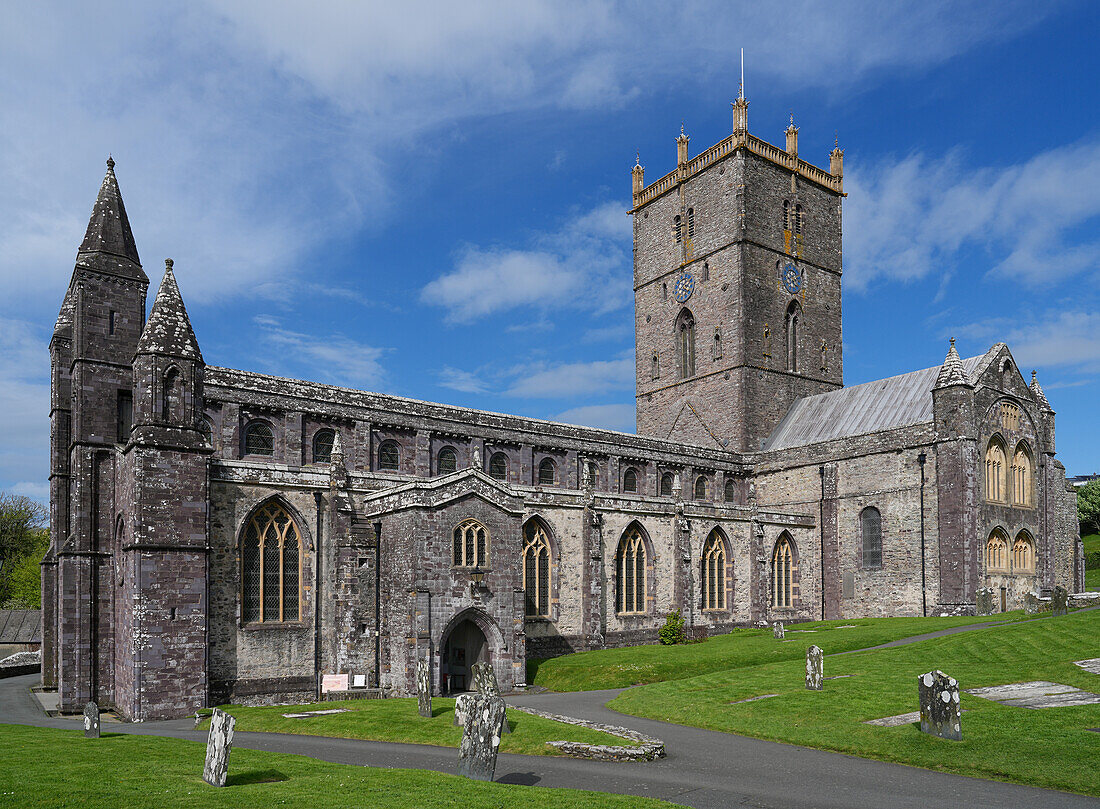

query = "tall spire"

[
  {"left": 934, "top": 338, "right": 971, "bottom": 388},
  {"left": 77, "top": 156, "right": 146, "bottom": 281},
  {"left": 1030, "top": 370, "right": 1052, "bottom": 411},
  {"left": 136, "top": 259, "right": 202, "bottom": 360}
]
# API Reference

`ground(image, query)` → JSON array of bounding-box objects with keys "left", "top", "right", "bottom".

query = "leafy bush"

[
  {"left": 658, "top": 610, "right": 686, "bottom": 645},
  {"left": 1079, "top": 481, "right": 1100, "bottom": 536}
]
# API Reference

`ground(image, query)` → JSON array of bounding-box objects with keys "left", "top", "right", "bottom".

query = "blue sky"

[{"left": 2, "top": 1, "right": 1099, "bottom": 502}]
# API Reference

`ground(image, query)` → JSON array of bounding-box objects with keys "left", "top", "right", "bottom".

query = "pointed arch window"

[
  {"left": 453, "top": 519, "right": 488, "bottom": 568},
  {"left": 785, "top": 301, "right": 800, "bottom": 373},
  {"left": 1012, "top": 532, "right": 1035, "bottom": 573},
  {"left": 986, "top": 529, "right": 1008, "bottom": 571},
  {"left": 1011, "top": 443, "right": 1033, "bottom": 507},
  {"left": 861, "top": 507, "right": 882, "bottom": 569},
  {"left": 378, "top": 440, "right": 400, "bottom": 471},
  {"left": 771, "top": 534, "right": 795, "bottom": 608},
  {"left": 616, "top": 527, "right": 647, "bottom": 614},
  {"left": 694, "top": 476, "right": 708, "bottom": 501},
  {"left": 673, "top": 215, "right": 682, "bottom": 244},
  {"left": 660, "top": 472, "right": 674, "bottom": 497},
  {"left": 241, "top": 501, "right": 302, "bottom": 623},
  {"left": 984, "top": 437, "right": 1008, "bottom": 503},
  {"left": 523, "top": 520, "right": 551, "bottom": 617},
  {"left": 244, "top": 421, "right": 274, "bottom": 456},
  {"left": 538, "top": 458, "right": 556, "bottom": 485},
  {"left": 312, "top": 429, "right": 335, "bottom": 464},
  {"left": 623, "top": 467, "right": 639, "bottom": 493},
  {"left": 794, "top": 204, "right": 803, "bottom": 236},
  {"left": 489, "top": 452, "right": 508, "bottom": 481},
  {"left": 687, "top": 207, "right": 695, "bottom": 239},
  {"left": 703, "top": 531, "right": 726, "bottom": 610},
  {"left": 677, "top": 308, "right": 696, "bottom": 379},
  {"left": 200, "top": 416, "right": 214, "bottom": 447}
]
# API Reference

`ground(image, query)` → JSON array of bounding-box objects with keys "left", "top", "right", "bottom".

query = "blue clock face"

[
  {"left": 673, "top": 273, "right": 695, "bottom": 303},
  {"left": 782, "top": 262, "right": 803, "bottom": 294}
]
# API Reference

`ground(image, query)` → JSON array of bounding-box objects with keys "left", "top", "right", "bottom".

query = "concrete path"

[{"left": 3, "top": 673, "right": 1098, "bottom": 809}]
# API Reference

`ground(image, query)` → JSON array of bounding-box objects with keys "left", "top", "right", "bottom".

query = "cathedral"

[{"left": 42, "top": 97, "right": 1083, "bottom": 721}]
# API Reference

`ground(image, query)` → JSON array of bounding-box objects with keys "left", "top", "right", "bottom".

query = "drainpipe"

[
  {"left": 373, "top": 521, "right": 382, "bottom": 688},
  {"left": 313, "top": 491, "right": 324, "bottom": 702},
  {"left": 819, "top": 465, "right": 826, "bottom": 621},
  {"left": 918, "top": 452, "right": 927, "bottom": 617}
]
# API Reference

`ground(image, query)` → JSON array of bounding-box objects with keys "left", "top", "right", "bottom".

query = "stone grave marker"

[
  {"left": 773, "top": 621, "right": 785, "bottom": 640},
  {"left": 471, "top": 661, "right": 509, "bottom": 732},
  {"left": 203, "top": 707, "right": 236, "bottom": 787},
  {"left": 417, "top": 658, "right": 432, "bottom": 718},
  {"left": 975, "top": 587, "right": 995, "bottom": 616},
  {"left": 1052, "top": 585, "right": 1068, "bottom": 617},
  {"left": 1024, "top": 591, "right": 1041, "bottom": 615},
  {"left": 83, "top": 702, "right": 100, "bottom": 739},
  {"left": 454, "top": 692, "right": 476, "bottom": 727},
  {"left": 457, "top": 695, "right": 507, "bottom": 782},
  {"left": 806, "top": 646, "right": 823, "bottom": 690},
  {"left": 918, "top": 670, "right": 961, "bottom": 741}
]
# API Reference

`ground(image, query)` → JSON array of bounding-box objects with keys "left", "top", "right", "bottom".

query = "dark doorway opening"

[{"left": 441, "top": 619, "right": 488, "bottom": 694}]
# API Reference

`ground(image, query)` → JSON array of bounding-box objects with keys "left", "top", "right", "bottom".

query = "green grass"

[
  {"left": 529, "top": 613, "right": 1020, "bottom": 691},
  {"left": 0, "top": 724, "right": 682, "bottom": 809},
  {"left": 608, "top": 609, "right": 1100, "bottom": 796},
  {"left": 213, "top": 697, "right": 638, "bottom": 756},
  {"left": 1084, "top": 534, "right": 1100, "bottom": 590}
]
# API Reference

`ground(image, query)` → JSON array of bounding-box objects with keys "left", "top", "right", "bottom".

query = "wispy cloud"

[
  {"left": 554, "top": 403, "right": 635, "bottom": 433},
  {"left": 845, "top": 139, "right": 1100, "bottom": 290},
  {"left": 252, "top": 316, "right": 388, "bottom": 388},
  {"left": 436, "top": 366, "right": 491, "bottom": 395},
  {"left": 506, "top": 357, "right": 634, "bottom": 398},
  {"left": 956, "top": 310, "right": 1100, "bottom": 375}
]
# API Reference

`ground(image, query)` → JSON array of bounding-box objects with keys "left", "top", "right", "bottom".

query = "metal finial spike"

[
  {"left": 949, "top": 337, "right": 956, "bottom": 348},
  {"left": 789, "top": 112, "right": 795, "bottom": 126},
  {"left": 681, "top": 121, "right": 685, "bottom": 136},
  {"left": 165, "top": 258, "right": 174, "bottom": 271},
  {"left": 1032, "top": 370, "right": 1038, "bottom": 383},
  {"left": 834, "top": 130, "right": 839, "bottom": 149},
  {"left": 106, "top": 154, "right": 115, "bottom": 170},
  {"left": 635, "top": 150, "right": 640, "bottom": 167}
]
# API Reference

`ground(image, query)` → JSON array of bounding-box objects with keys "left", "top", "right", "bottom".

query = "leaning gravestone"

[
  {"left": 83, "top": 702, "right": 100, "bottom": 739},
  {"left": 454, "top": 692, "right": 476, "bottom": 727},
  {"left": 457, "top": 695, "right": 507, "bottom": 782},
  {"left": 417, "top": 658, "right": 432, "bottom": 718},
  {"left": 975, "top": 587, "right": 995, "bottom": 616},
  {"left": 471, "top": 661, "right": 509, "bottom": 732},
  {"left": 918, "top": 670, "right": 961, "bottom": 741},
  {"left": 1053, "top": 586, "right": 1069, "bottom": 617},
  {"left": 805, "top": 646, "right": 823, "bottom": 691},
  {"left": 203, "top": 707, "right": 236, "bottom": 787},
  {"left": 1024, "top": 591, "right": 1041, "bottom": 615},
  {"left": 773, "top": 621, "right": 785, "bottom": 640}
]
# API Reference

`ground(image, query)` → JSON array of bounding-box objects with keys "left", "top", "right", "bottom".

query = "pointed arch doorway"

[{"left": 441, "top": 618, "right": 488, "bottom": 694}]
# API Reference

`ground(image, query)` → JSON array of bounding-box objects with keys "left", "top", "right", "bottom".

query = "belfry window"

[
  {"left": 794, "top": 204, "right": 803, "bottom": 236},
  {"left": 673, "top": 215, "right": 682, "bottom": 244},
  {"left": 244, "top": 421, "right": 274, "bottom": 456},
  {"left": 785, "top": 301, "right": 800, "bottom": 373},
  {"left": 703, "top": 531, "right": 726, "bottom": 610},
  {"left": 771, "top": 534, "right": 795, "bottom": 608},
  {"left": 453, "top": 519, "right": 488, "bottom": 568},
  {"left": 241, "top": 500, "right": 302, "bottom": 623},
  {"left": 687, "top": 207, "right": 695, "bottom": 239},
  {"left": 616, "top": 526, "right": 647, "bottom": 614},
  {"left": 312, "top": 429, "right": 335, "bottom": 464},
  {"left": 523, "top": 520, "right": 551, "bottom": 617},
  {"left": 677, "top": 308, "right": 696, "bottom": 379},
  {"left": 783, "top": 200, "right": 790, "bottom": 231}
]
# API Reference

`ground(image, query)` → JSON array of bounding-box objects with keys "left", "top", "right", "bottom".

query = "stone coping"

[{"left": 510, "top": 706, "right": 664, "bottom": 762}]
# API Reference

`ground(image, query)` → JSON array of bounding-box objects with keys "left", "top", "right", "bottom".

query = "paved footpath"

[{"left": 3, "top": 618, "right": 1099, "bottom": 809}]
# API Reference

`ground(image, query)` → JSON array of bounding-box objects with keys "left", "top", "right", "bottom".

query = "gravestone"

[
  {"left": 1052, "top": 586, "right": 1068, "bottom": 617},
  {"left": 203, "top": 707, "right": 236, "bottom": 787},
  {"left": 417, "top": 658, "right": 432, "bottom": 718},
  {"left": 83, "top": 702, "right": 100, "bottom": 739},
  {"left": 975, "top": 587, "right": 995, "bottom": 616},
  {"left": 773, "top": 621, "right": 785, "bottom": 640},
  {"left": 1024, "top": 591, "right": 1040, "bottom": 615},
  {"left": 471, "top": 661, "right": 509, "bottom": 732},
  {"left": 918, "top": 670, "right": 961, "bottom": 741},
  {"left": 454, "top": 692, "right": 476, "bottom": 727},
  {"left": 457, "top": 695, "right": 507, "bottom": 782},
  {"left": 805, "top": 645, "right": 823, "bottom": 690}
]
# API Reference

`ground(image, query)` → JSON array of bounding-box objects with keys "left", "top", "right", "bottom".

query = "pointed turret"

[
  {"left": 1030, "top": 370, "right": 1052, "bottom": 411},
  {"left": 934, "top": 338, "right": 971, "bottom": 388},
  {"left": 136, "top": 259, "right": 202, "bottom": 361},
  {"left": 75, "top": 157, "right": 146, "bottom": 281},
  {"left": 52, "top": 285, "right": 75, "bottom": 340}
]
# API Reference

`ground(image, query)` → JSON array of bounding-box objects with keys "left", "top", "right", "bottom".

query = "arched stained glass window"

[
  {"left": 771, "top": 534, "right": 795, "bottom": 608},
  {"left": 312, "top": 429, "right": 335, "bottom": 464},
  {"left": 453, "top": 519, "right": 488, "bottom": 568},
  {"left": 694, "top": 476, "right": 708, "bottom": 501},
  {"left": 660, "top": 472, "right": 674, "bottom": 497},
  {"left": 616, "top": 527, "right": 647, "bottom": 614},
  {"left": 986, "top": 530, "right": 1008, "bottom": 571},
  {"left": 523, "top": 520, "right": 551, "bottom": 617},
  {"left": 489, "top": 452, "right": 508, "bottom": 480},
  {"left": 438, "top": 447, "right": 457, "bottom": 475},
  {"left": 244, "top": 421, "right": 274, "bottom": 456},
  {"left": 703, "top": 531, "right": 726, "bottom": 610},
  {"left": 724, "top": 477, "right": 736, "bottom": 503},
  {"left": 538, "top": 458, "right": 556, "bottom": 485},
  {"left": 378, "top": 440, "right": 400, "bottom": 471},
  {"left": 1012, "top": 532, "right": 1035, "bottom": 573},
  {"left": 241, "top": 501, "right": 302, "bottom": 623},
  {"left": 623, "top": 467, "right": 638, "bottom": 493},
  {"left": 861, "top": 507, "right": 882, "bottom": 569}
]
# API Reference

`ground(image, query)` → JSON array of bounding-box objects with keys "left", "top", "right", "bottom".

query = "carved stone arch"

[
  {"left": 615, "top": 520, "right": 655, "bottom": 616},
  {"left": 438, "top": 606, "right": 508, "bottom": 692},
  {"left": 701, "top": 525, "right": 734, "bottom": 612}
]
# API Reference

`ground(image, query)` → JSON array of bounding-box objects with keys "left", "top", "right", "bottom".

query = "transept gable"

[{"left": 361, "top": 468, "right": 524, "bottom": 517}]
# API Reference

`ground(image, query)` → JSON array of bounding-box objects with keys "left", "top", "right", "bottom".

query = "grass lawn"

[
  {"left": 212, "top": 697, "right": 637, "bottom": 756},
  {"left": 1084, "top": 534, "right": 1100, "bottom": 590},
  {"left": 529, "top": 613, "right": 1024, "bottom": 691},
  {"left": 0, "top": 724, "right": 681, "bottom": 809},
  {"left": 608, "top": 609, "right": 1100, "bottom": 796}
]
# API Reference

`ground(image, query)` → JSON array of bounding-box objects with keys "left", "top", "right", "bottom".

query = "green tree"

[
  {"left": 1080, "top": 480, "right": 1100, "bottom": 537},
  {"left": 0, "top": 493, "right": 49, "bottom": 606}
]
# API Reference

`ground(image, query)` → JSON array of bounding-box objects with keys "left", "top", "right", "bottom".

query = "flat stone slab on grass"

[
  {"left": 728, "top": 694, "right": 779, "bottom": 705},
  {"left": 1074, "top": 658, "right": 1100, "bottom": 675},
  {"left": 965, "top": 681, "right": 1100, "bottom": 709},
  {"left": 281, "top": 709, "right": 350, "bottom": 719},
  {"left": 865, "top": 709, "right": 969, "bottom": 727}
]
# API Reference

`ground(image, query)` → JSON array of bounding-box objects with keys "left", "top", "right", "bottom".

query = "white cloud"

[
  {"left": 0, "top": 318, "right": 51, "bottom": 503},
  {"left": 845, "top": 139, "right": 1100, "bottom": 290},
  {"left": 251, "top": 316, "right": 388, "bottom": 389},
  {"left": 421, "top": 202, "right": 632, "bottom": 323},
  {"left": 506, "top": 357, "right": 634, "bottom": 398},
  {"left": 437, "top": 367, "right": 491, "bottom": 395},
  {"left": 554, "top": 404, "right": 636, "bottom": 433},
  {"left": 956, "top": 310, "right": 1100, "bottom": 375}
]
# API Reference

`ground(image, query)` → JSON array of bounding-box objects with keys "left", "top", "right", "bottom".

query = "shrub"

[{"left": 658, "top": 610, "right": 686, "bottom": 645}]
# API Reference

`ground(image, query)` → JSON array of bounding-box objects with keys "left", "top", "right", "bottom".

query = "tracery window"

[
  {"left": 244, "top": 421, "right": 274, "bottom": 456},
  {"left": 771, "top": 534, "right": 795, "bottom": 608},
  {"left": 986, "top": 530, "right": 1008, "bottom": 571},
  {"left": 660, "top": 472, "right": 674, "bottom": 497},
  {"left": 1011, "top": 443, "right": 1033, "bottom": 507},
  {"left": 694, "top": 476, "right": 708, "bottom": 501},
  {"left": 861, "top": 507, "right": 882, "bottom": 569},
  {"left": 785, "top": 301, "right": 800, "bottom": 373},
  {"left": 452, "top": 519, "right": 488, "bottom": 568},
  {"left": 616, "top": 527, "right": 647, "bottom": 614},
  {"left": 584, "top": 460, "right": 599, "bottom": 488},
  {"left": 378, "top": 440, "right": 400, "bottom": 471},
  {"left": 1000, "top": 402, "right": 1020, "bottom": 430},
  {"left": 538, "top": 458, "right": 556, "bottom": 485},
  {"left": 984, "top": 437, "right": 1008, "bottom": 502},
  {"left": 489, "top": 452, "right": 508, "bottom": 480},
  {"left": 677, "top": 308, "right": 696, "bottom": 379},
  {"left": 1012, "top": 532, "right": 1035, "bottom": 573},
  {"left": 724, "top": 478, "right": 736, "bottom": 503},
  {"left": 523, "top": 520, "right": 551, "bottom": 617},
  {"left": 623, "top": 467, "right": 639, "bottom": 493},
  {"left": 438, "top": 447, "right": 457, "bottom": 474},
  {"left": 312, "top": 429, "right": 335, "bottom": 464},
  {"left": 241, "top": 501, "right": 302, "bottom": 623},
  {"left": 703, "top": 531, "right": 727, "bottom": 610},
  {"left": 200, "top": 416, "right": 214, "bottom": 447}
]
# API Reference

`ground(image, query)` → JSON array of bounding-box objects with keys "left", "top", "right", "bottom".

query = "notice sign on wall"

[{"left": 321, "top": 674, "right": 349, "bottom": 693}]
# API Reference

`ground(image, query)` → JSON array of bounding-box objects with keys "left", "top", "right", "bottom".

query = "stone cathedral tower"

[{"left": 632, "top": 96, "right": 846, "bottom": 452}]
